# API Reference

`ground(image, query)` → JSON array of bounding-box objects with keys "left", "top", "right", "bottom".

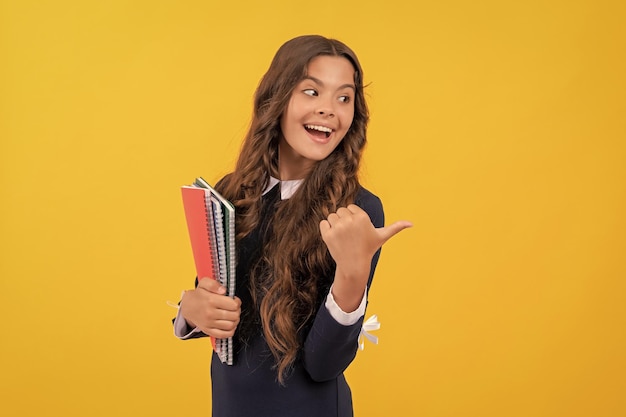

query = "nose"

[{"left": 316, "top": 97, "right": 335, "bottom": 117}]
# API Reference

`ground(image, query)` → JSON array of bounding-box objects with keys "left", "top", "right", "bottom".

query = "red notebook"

[
  {"left": 181, "top": 186, "right": 219, "bottom": 351},
  {"left": 181, "top": 186, "right": 219, "bottom": 281}
]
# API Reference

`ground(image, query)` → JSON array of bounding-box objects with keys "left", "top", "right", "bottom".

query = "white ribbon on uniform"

[
  {"left": 166, "top": 291, "right": 186, "bottom": 309},
  {"left": 358, "top": 314, "right": 381, "bottom": 351}
]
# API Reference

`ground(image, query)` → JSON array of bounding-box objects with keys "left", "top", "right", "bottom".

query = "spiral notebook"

[{"left": 181, "top": 177, "right": 236, "bottom": 365}]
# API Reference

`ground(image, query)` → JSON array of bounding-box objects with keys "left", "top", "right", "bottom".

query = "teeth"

[{"left": 305, "top": 124, "right": 332, "bottom": 133}]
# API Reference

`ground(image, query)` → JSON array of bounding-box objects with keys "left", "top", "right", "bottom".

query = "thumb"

[
  {"left": 197, "top": 277, "right": 227, "bottom": 295},
  {"left": 375, "top": 220, "right": 413, "bottom": 245}
]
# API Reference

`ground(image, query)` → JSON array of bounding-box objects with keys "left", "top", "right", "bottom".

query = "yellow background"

[{"left": 1, "top": 0, "right": 625, "bottom": 416}]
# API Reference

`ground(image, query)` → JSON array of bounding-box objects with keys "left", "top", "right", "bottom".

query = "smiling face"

[{"left": 278, "top": 55, "right": 356, "bottom": 180}]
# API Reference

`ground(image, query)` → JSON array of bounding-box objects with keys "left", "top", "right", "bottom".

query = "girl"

[{"left": 174, "top": 35, "right": 411, "bottom": 417}]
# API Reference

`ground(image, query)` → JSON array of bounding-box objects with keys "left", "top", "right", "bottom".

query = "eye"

[
  {"left": 303, "top": 89, "right": 318, "bottom": 97},
  {"left": 338, "top": 95, "right": 351, "bottom": 103}
]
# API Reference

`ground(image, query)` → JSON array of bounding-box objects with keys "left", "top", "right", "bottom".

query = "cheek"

[
  {"left": 281, "top": 99, "right": 302, "bottom": 129},
  {"left": 342, "top": 108, "right": 355, "bottom": 132},
  {"left": 279, "top": 104, "right": 295, "bottom": 134}
]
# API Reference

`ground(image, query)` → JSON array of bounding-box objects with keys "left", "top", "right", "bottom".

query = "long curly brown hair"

[{"left": 216, "top": 35, "right": 369, "bottom": 384}]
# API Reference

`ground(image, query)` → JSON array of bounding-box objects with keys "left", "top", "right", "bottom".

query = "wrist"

[
  {"left": 332, "top": 265, "right": 369, "bottom": 312},
  {"left": 179, "top": 290, "right": 197, "bottom": 328},
  {"left": 334, "top": 262, "right": 371, "bottom": 282}
]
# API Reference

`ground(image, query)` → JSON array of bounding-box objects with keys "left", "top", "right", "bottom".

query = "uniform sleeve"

[
  {"left": 173, "top": 307, "right": 206, "bottom": 339},
  {"left": 301, "top": 189, "right": 384, "bottom": 382},
  {"left": 325, "top": 284, "right": 367, "bottom": 325}
]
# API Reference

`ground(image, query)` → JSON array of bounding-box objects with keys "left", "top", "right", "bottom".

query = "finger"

[
  {"left": 200, "top": 326, "right": 237, "bottom": 339},
  {"left": 319, "top": 219, "right": 331, "bottom": 235},
  {"left": 346, "top": 204, "right": 365, "bottom": 215},
  {"left": 335, "top": 207, "right": 352, "bottom": 218},
  {"left": 201, "top": 316, "right": 240, "bottom": 337},
  {"left": 197, "top": 278, "right": 226, "bottom": 294},
  {"left": 212, "top": 320, "right": 239, "bottom": 333},
  {"left": 346, "top": 204, "right": 371, "bottom": 224},
  {"left": 326, "top": 212, "right": 340, "bottom": 226},
  {"left": 375, "top": 220, "right": 413, "bottom": 244},
  {"left": 210, "top": 296, "right": 241, "bottom": 312},
  {"left": 212, "top": 308, "right": 241, "bottom": 322}
]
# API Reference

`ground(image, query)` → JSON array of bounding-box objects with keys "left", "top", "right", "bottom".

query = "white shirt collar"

[{"left": 263, "top": 176, "right": 303, "bottom": 200}]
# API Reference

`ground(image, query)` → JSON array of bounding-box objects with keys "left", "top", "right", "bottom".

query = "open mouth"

[{"left": 304, "top": 124, "right": 332, "bottom": 139}]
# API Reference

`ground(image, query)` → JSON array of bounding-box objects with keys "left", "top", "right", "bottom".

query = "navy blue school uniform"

[{"left": 177, "top": 182, "right": 384, "bottom": 417}]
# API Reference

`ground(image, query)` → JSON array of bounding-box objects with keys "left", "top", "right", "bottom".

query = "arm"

[
  {"left": 302, "top": 191, "right": 390, "bottom": 381},
  {"left": 302, "top": 246, "right": 382, "bottom": 381}
]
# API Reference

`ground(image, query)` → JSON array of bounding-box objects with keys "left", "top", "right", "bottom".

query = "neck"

[{"left": 277, "top": 143, "right": 313, "bottom": 180}]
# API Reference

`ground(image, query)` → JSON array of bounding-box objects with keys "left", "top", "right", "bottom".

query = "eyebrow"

[{"left": 303, "top": 75, "right": 356, "bottom": 91}]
